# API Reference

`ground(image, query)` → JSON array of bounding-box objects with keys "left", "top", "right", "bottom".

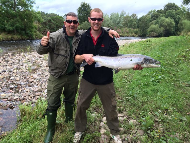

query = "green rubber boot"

[
  {"left": 65, "top": 102, "right": 74, "bottom": 123},
  {"left": 44, "top": 110, "right": 57, "bottom": 143}
]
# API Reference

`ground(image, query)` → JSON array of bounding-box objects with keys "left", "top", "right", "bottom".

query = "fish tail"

[{"left": 80, "top": 61, "right": 87, "bottom": 67}]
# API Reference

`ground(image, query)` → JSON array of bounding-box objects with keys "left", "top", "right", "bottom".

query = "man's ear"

[{"left": 88, "top": 17, "right": 91, "bottom": 22}]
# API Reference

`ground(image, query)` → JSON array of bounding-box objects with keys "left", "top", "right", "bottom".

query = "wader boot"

[
  {"left": 44, "top": 110, "right": 57, "bottom": 143},
  {"left": 65, "top": 102, "right": 74, "bottom": 123}
]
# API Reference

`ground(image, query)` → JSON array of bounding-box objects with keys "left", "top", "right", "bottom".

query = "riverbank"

[
  {"left": 0, "top": 39, "right": 146, "bottom": 108},
  {"left": 0, "top": 39, "right": 146, "bottom": 136},
  {"left": 1, "top": 36, "right": 189, "bottom": 142}
]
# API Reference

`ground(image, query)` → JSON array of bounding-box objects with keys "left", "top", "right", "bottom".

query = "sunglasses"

[
  {"left": 66, "top": 20, "right": 78, "bottom": 24},
  {"left": 90, "top": 17, "right": 103, "bottom": 22}
]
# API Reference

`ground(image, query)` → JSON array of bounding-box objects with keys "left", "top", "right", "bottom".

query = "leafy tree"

[
  {"left": 123, "top": 14, "right": 138, "bottom": 29},
  {"left": 109, "top": 11, "right": 125, "bottom": 29},
  {"left": 164, "top": 3, "right": 180, "bottom": 12},
  {"left": 165, "top": 10, "right": 181, "bottom": 33},
  {"left": 183, "top": 0, "right": 190, "bottom": 5},
  {"left": 102, "top": 14, "right": 112, "bottom": 28},
  {"left": 178, "top": 20, "right": 190, "bottom": 34},
  {"left": 0, "top": 0, "right": 39, "bottom": 38},
  {"left": 138, "top": 14, "right": 151, "bottom": 36},
  {"left": 148, "top": 10, "right": 162, "bottom": 21},
  {"left": 158, "top": 17, "right": 175, "bottom": 36},
  {"left": 147, "top": 24, "right": 163, "bottom": 37},
  {"left": 122, "top": 14, "right": 130, "bottom": 27},
  {"left": 77, "top": 2, "right": 91, "bottom": 24},
  {"left": 164, "top": 3, "right": 182, "bottom": 33},
  {"left": 78, "top": 21, "right": 90, "bottom": 30},
  {"left": 37, "top": 12, "right": 63, "bottom": 35}
]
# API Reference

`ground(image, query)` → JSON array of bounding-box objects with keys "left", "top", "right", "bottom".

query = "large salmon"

[{"left": 85, "top": 54, "right": 161, "bottom": 70}]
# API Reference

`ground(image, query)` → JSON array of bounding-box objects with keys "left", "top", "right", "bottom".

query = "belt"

[{"left": 66, "top": 70, "right": 75, "bottom": 75}]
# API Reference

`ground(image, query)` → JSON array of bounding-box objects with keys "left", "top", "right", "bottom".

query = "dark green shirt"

[{"left": 66, "top": 36, "right": 75, "bottom": 74}]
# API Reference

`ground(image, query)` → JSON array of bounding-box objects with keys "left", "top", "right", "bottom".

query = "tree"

[
  {"left": 77, "top": 2, "right": 91, "bottom": 24},
  {"left": 148, "top": 10, "right": 162, "bottom": 21},
  {"left": 109, "top": 11, "right": 125, "bottom": 29},
  {"left": 164, "top": 3, "right": 182, "bottom": 34},
  {"left": 102, "top": 14, "right": 112, "bottom": 28},
  {"left": 78, "top": 21, "right": 90, "bottom": 30},
  {"left": 147, "top": 24, "right": 163, "bottom": 37},
  {"left": 178, "top": 19, "right": 190, "bottom": 34},
  {"left": 183, "top": 0, "right": 190, "bottom": 5},
  {"left": 122, "top": 13, "right": 138, "bottom": 29},
  {"left": 164, "top": 3, "right": 180, "bottom": 12},
  {"left": 0, "top": 0, "right": 39, "bottom": 38},
  {"left": 159, "top": 17, "right": 175, "bottom": 36},
  {"left": 138, "top": 14, "right": 151, "bottom": 36}
]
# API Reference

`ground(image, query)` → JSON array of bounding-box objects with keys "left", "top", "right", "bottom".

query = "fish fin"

[
  {"left": 114, "top": 68, "right": 120, "bottom": 74},
  {"left": 80, "top": 61, "right": 87, "bottom": 67},
  {"left": 117, "top": 54, "right": 123, "bottom": 56},
  {"left": 95, "top": 62, "right": 102, "bottom": 67}
]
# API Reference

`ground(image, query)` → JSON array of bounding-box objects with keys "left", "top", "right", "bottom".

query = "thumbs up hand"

[
  {"left": 41, "top": 31, "right": 50, "bottom": 46},
  {"left": 47, "top": 31, "right": 50, "bottom": 38}
]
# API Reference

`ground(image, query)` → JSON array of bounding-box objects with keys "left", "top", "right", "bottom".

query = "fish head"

[{"left": 142, "top": 56, "right": 161, "bottom": 68}]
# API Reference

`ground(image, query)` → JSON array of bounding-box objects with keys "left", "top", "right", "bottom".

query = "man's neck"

[{"left": 90, "top": 28, "right": 102, "bottom": 39}]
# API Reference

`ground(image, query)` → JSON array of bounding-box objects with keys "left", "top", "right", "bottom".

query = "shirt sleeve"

[{"left": 107, "top": 38, "right": 119, "bottom": 56}]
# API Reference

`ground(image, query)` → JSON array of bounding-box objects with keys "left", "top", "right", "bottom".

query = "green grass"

[{"left": 1, "top": 36, "right": 190, "bottom": 143}]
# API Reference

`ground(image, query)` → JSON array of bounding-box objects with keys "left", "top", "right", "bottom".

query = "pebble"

[{"left": 0, "top": 51, "right": 49, "bottom": 108}]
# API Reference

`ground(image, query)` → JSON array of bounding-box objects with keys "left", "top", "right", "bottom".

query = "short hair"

[
  {"left": 90, "top": 8, "right": 103, "bottom": 18},
  {"left": 66, "top": 12, "right": 78, "bottom": 20}
]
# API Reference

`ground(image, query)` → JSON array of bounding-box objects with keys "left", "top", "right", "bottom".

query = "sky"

[{"left": 34, "top": 0, "right": 184, "bottom": 18}]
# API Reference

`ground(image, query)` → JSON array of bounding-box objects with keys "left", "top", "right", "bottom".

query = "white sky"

[{"left": 34, "top": 0, "right": 184, "bottom": 18}]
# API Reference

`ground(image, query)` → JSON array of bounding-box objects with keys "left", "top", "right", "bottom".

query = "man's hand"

[
  {"left": 133, "top": 64, "right": 143, "bottom": 70},
  {"left": 108, "top": 30, "right": 120, "bottom": 38},
  {"left": 41, "top": 31, "right": 50, "bottom": 46},
  {"left": 82, "top": 54, "right": 94, "bottom": 65}
]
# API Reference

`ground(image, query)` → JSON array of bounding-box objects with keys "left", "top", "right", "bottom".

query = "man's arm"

[
  {"left": 75, "top": 54, "right": 94, "bottom": 65},
  {"left": 78, "top": 28, "right": 119, "bottom": 38},
  {"left": 75, "top": 55, "right": 84, "bottom": 64}
]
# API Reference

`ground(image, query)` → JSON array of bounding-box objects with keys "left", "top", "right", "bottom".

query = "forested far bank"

[{"left": 0, "top": 0, "right": 190, "bottom": 41}]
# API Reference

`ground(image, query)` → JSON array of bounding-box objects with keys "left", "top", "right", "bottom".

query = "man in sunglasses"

[
  {"left": 73, "top": 8, "right": 142, "bottom": 143},
  {"left": 37, "top": 11, "right": 120, "bottom": 143}
]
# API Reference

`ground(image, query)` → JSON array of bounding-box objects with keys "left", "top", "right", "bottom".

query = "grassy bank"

[{"left": 0, "top": 36, "right": 190, "bottom": 143}]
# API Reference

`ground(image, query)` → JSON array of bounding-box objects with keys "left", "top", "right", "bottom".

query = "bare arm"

[
  {"left": 108, "top": 30, "right": 120, "bottom": 38},
  {"left": 75, "top": 54, "right": 94, "bottom": 65},
  {"left": 75, "top": 55, "right": 85, "bottom": 64},
  {"left": 79, "top": 28, "right": 120, "bottom": 38}
]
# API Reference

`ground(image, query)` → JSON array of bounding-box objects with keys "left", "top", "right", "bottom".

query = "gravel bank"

[{"left": 116, "top": 39, "right": 146, "bottom": 46}]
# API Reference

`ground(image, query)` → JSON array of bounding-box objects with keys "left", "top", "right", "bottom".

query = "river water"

[
  {"left": 0, "top": 39, "right": 40, "bottom": 56},
  {"left": 0, "top": 37, "right": 146, "bottom": 137},
  {"left": 0, "top": 37, "right": 148, "bottom": 55}
]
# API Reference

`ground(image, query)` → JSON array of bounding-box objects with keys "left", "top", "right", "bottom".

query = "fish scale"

[{"left": 92, "top": 54, "right": 161, "bottom": 70}]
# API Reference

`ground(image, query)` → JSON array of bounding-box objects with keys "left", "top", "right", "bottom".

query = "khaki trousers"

[
  {"left": 74, "top": 78, "right": 120, "bottom": 135},
  {"left": 47, "top": 73, "right": 79, "bottom": 111}
]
